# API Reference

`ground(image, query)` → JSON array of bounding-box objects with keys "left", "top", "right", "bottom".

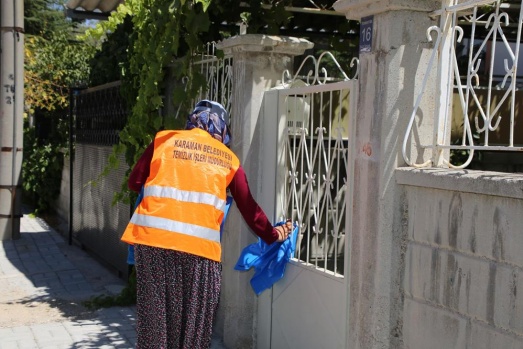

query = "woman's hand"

[{"left": 274, "top": 220, "right": 293, "bottom": 242}]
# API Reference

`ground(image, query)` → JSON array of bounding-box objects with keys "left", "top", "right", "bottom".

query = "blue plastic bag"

[{"left": 235, "top": 221, "right": 299, "bottom": 295}]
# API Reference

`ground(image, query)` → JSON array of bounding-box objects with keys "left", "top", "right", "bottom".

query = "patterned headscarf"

[{"left": 186, "top": 100, "right": 231, "bottom": 146}]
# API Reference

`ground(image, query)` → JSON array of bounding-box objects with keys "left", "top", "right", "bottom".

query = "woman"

[{"left": 121, "top": 100, "right": 292, "bottom": 349}]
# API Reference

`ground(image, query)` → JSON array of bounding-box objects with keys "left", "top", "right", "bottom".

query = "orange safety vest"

[{"left": 121, "top": 128, "right": 240, "bottom": 262}]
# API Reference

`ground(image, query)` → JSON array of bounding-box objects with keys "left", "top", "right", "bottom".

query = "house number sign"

[{"left": 359, "top": 16, "right": 373, "bottom": 53}]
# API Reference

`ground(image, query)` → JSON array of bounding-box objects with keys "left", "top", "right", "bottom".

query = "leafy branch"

[
  {"left": 87, "top": 0, "right": 214, "bottom": 203},
  {"left": 83, "top": 0, "right": 357, "bottom": 203}
]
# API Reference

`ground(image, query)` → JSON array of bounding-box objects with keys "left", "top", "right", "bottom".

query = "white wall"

[{"left": 397, "top": 167, "right": 523, "bottom": 348}]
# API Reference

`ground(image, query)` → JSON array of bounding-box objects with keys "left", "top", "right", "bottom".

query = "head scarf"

[{"left": 186, "top": 100, "right": 231, "bottom": 146}]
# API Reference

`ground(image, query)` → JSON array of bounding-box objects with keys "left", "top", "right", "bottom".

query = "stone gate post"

[
  {"left": 333, "top": 1, "right": 440, "bottom": 348},
  {"left": 215, "top": 35, "right": 312, "bottom": 349}
]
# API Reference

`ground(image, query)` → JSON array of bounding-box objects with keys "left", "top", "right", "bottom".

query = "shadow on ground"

[{"left": 0, "top": 205, "right": 136, "bottom": 348}]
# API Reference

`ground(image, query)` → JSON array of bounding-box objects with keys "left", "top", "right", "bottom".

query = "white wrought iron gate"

[{"left": 258, "top": 54, "right": 358, "bottom": 349}]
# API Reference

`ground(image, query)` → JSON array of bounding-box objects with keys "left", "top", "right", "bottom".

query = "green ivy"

[
  {"left": 120, "top": 0, "right": 213, "bottom": 153},
  {"left": 83, "top": 0, "right": 359, "bottom": 205},
  {"left": 91, "top": 0, "right": 298, "bottom": 185},
  {"left": 93, "top": 0, "right": 216, "bottom": 204}
]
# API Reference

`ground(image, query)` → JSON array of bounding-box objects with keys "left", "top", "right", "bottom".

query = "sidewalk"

[{"left": 0, "top": 213, "right": 226, "bottom": 349}]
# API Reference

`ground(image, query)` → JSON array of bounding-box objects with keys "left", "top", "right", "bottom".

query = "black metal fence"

[
  {"left": 71, "top": 81, "right": 130, "bottom": 278},
  {"left": 75, "top": 81, "right": 127, "bottom": 146}
]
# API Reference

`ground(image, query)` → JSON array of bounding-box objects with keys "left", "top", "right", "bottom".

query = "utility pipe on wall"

[{"left": 0, "top": 0, "right": 24, "bottom": 240}]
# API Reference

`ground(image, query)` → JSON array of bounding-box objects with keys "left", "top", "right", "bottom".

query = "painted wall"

[{"left": 397, "top": 167, "right": 523, "bottom": 348}]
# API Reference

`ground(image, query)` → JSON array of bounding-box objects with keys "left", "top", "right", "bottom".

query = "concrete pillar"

[
  {"left": 333, "top": 1, "right": 439, "bottom": 348},
  {"left": 215, "top": 35, "right": 313, "bottom": 349},
  {"left": 0, "top": 0, "right": 24, "bottom": 240}
]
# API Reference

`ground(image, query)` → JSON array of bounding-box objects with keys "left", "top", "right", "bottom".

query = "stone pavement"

[{"left": 0, "top": 213, "right": 226, "bottom": 349}]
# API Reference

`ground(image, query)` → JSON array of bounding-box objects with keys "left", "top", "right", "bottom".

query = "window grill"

[{"left": 404, "top": 0, "right": 523, "bottom": 169}]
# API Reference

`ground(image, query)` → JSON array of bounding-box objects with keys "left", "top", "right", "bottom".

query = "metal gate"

[{"left": 259, "top": 54, "right": 358, "bottom": 349}]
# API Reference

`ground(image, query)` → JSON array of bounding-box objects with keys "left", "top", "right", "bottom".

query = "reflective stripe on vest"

[
  {"left": 144, "top": 185, "right": 227, "bottom": 213},
  {"left": 130, "top": 213, "right": 220, "bottom": 242}
]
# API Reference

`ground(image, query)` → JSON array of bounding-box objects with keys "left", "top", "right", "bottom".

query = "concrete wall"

[
  {"left": 333, "top": 1, "right": 441, "bottom": 347},
  {"left": 397, "top": 167, "right": 523, "bottom": 348}
]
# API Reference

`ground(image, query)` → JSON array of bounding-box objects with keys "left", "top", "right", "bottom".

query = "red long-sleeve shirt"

[{"left": 128, "top": 142, "right": 279, "bottom": 244}]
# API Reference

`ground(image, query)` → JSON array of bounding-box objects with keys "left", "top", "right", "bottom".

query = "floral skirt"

[{"left": 134, "top": 245, "right": 221, "bottom": 349}]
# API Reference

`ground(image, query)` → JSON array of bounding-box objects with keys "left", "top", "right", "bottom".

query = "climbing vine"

[
  {"left": 23, "top": 26, "right": 94, "bottom": 213},
  {"left": 119, "top": 0, "right": 213, "bottom": 154},
  {"left": 85, "top": 0, "right": 215, "bottom": 203},
  {"left": 83, "top": 0, "right": 357, "bottom": 203}
]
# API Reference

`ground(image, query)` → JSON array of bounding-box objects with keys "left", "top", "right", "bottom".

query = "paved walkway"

[{"left": 0, "top": 213, "right": 226, "bottom": 349}]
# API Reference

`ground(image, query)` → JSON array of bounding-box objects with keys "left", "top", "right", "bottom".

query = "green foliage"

[
  {"left": 261, "top": 2, "right": 292, "bottom": 35},
  {"left": 24, "top": 0, "right": 72, "bottom": 38},
  {"left": 81, "top": 0, "right": 358, "bottom": 203},
  {"left": 88, "top": 16, "right": 134, "bottom": 86},
  {"left": 25, "top": 32, "right": 94, "bottom": 113},
  {"left": 22, "top": 115, "right": 68, "bottom": 213},
  {"left": 79, "top": 2, "right": 139, "bottom": 42},
  {"left": 89, "top": 0, "right": 217, "bottom": 204},
  {"left": 23, "top": 0, "right": 94, "bottom": 212}
]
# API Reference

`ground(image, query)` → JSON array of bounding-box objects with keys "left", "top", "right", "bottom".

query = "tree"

[
  {"left": 25, "top": 32, "right": 93, "bottom": 113},
  {"left": 24, "top": 0, "right": 93, "bottom": 114},
  {"left": 23, "top": 1, "right": 95, "bottom": 213},
  {"left": 24, "top": 0, "right": 71, "bottom": 38}
]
